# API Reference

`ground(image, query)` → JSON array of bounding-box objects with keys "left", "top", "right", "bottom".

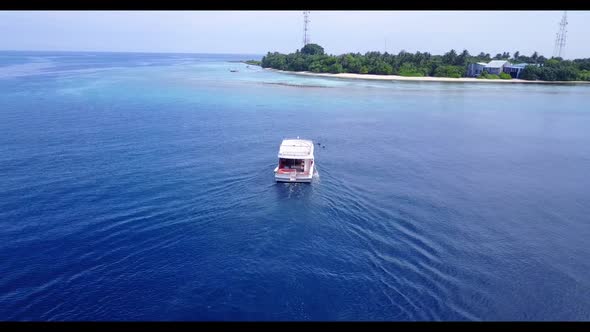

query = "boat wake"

[{"left": 312, "top": 168, "right": 320, "bottom": 183}]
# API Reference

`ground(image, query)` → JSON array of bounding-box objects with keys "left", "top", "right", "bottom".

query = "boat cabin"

[{"left": 274, "top": 138, "right": 315, "bottom": 183}]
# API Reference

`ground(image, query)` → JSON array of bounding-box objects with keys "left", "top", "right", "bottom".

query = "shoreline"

[{"left": 264, "top": 68, "right": 589, "bottom": 85}]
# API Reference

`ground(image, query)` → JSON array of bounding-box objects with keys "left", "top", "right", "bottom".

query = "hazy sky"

[{"left": 1, "top": 11, "right": 588, "bottom": 59}]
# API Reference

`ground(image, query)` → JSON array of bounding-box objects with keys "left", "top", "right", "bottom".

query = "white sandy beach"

[{"left": 265, "top": 68, "right": 589, "bottom": 85}]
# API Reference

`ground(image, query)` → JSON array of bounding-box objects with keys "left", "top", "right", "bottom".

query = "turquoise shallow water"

[{"left": 1, "top": 51, "right": 590, "bottom": 321}]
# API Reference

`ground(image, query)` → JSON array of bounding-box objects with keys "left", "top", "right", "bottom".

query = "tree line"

[{"left": 260, "top": 44, "right": 590, "bottom": 81}]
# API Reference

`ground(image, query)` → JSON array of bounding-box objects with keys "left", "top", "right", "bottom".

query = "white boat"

[{"left": 274, "top": 138, "right": 316, "bottom": 183}]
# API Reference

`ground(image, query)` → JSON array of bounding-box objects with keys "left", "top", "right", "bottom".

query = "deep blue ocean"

[{"left": 1, "top": 51, "right": 589, "bottom": 321}]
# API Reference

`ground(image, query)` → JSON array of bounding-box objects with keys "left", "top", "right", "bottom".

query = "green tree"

[
  {"left": 521, "top": 65, "right": 540, "bottom": 80},
  {"left": 457, "top": 50, "right": 470, "bottom": 66},
  {"left": 442, "top": 49, "right": 458, "bottom": 65},
  {"left": 578, "top": 70, "right": 590, "bottom": 81},
  {"left": 513, "top": 51, "right": 520, "bottom": 60},
  {"left": 301, "top": 43, "right": 325, "bottom": 56},
  {"left": 373, "top": 61, "right": 393, "bottom": 75},
  {"left": 309, "top": 61, "right": 323, "bottom": 73},
  {"left": 328, "top": 63, "right": 344, "bottom": 74},
  {"left": 545, "top": 59, "right": 560, "bottom": 67},
  {"left": 290, "top": 57, "right": 307, "bottom": 71},
  {"left": 531, "top": 51, "right": 539, "bottom": 63},
  {"left": 398, "top": 63, "right": 424, "bottom": 76},
  {"left": 434, "top": 65, "right": 464, "bottom": 78},
  {"left": 574, "top": 59, "right": 590, "bottom": 70}
]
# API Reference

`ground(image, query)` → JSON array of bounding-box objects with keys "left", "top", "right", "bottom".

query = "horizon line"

[
  {"left": 0, "top": 49, "right": 266, "bottom": 56},
  {"left": 0, "top": 49, "right": 585, "bottom": 60}
]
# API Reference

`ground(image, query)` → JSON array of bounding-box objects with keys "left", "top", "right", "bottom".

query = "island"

[
  {"left": 257, "top": 44, "right": 590, "bottom": 84},
  {"left": 243, "top": 60, "right": 261, "bottom": 66}
]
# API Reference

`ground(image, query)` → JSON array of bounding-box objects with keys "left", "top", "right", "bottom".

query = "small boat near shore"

[{"left": 274, "top": 138, "right": 316, "bottom": 183}]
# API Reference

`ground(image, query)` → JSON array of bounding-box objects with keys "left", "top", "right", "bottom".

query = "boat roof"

[{"left": 278, "top": 139, "right": 314, "bottom": 159}]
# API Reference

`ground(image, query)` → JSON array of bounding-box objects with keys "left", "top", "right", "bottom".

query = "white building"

[
  {"left": 467, "top": 62, "right": 488, "bottom": 77},
  {"left": 468, "top": 60, "right": 535, "bottom": 78},
  {"left": 483, "top": 60, "right": 509, "bottom": 75}
]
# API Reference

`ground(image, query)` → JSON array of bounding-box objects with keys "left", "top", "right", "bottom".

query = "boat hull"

[
  {"left": 275, "top": 175, "right": 313, "bottom": 183},
  {"left": 274, "top": 165, "right": 315, "bottom": 183}
]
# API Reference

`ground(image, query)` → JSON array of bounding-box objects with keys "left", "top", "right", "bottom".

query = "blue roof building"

[
  {"left": 467, "top": 61, "right": 535, "bottom": 79},
  {"left": 484, "top": 60, "right": 509, "bottom": 75},
  {"left": 503, "top": 63, "right": 530, "bottom": 79}
]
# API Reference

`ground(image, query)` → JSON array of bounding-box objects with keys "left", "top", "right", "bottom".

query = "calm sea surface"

[{"left": 1, "top": 51, "right": 589, "bottom": 321}]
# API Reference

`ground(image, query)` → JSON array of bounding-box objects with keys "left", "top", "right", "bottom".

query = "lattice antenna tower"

[
  {"left": 303, "top": 11, "right": 311, "bottom": 47},
  {"left": 553, "top": 11, "right": 568, "bottom": 58}
]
